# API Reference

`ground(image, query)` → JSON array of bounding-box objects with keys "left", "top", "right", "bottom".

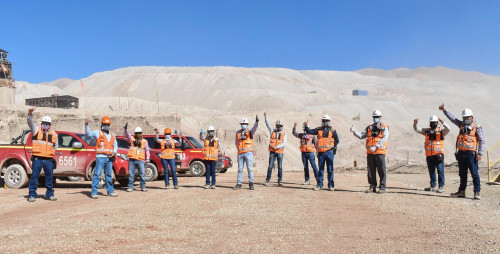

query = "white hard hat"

[
  {"left": 429, "top": 115, "right": 439, "bottom": 122},
  {"left": 134, "top": 127, "right": 143, "bottom": 133},
  {"left": 372, "top": 110, "right": 382, "bottom": 117},
  {"left": 322, "top": 114, "right": 331, "bottom": 121},
  {"left": 462, "top": 108, "right": 473, "bottom": 117},
  {"left": 41, "top": 115, "right": 52, "bottom": 123},
  {"left": 240, "top": 118, "right": 249, "bottom": 124},
  {"left": 275, "top": 120, "right": 283, "bottom": 126},
  {"left": 207, "top": 125, "right": 215, "bottom": 131}
]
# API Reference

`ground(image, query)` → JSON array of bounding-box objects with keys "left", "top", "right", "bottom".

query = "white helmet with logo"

[
  {"left": 240, "top": 118, "right": 249, "bottom": 124},
  {"left": 134, "top": 127, "right": 143, "bottom": 133},
  {"left": 41, "top": 116, "right": 52, "bottom": 123},
  {"left": 429, "top": 115, "right": 439, "bottom": 122},
  {"left": 207, "top": 125, "right": 215, "bottom": 131},
  {"left": 372, "top": 110, "right": 382, "bottom": 117},
  {"left": 322, "top": 114, "right": 331, "bottom": 121},
  {"left": 462, "top": 108, "right": 473, "bottom": 117},
  {"left": 275, "top": 120, "right": 283, "bottom": 126}
]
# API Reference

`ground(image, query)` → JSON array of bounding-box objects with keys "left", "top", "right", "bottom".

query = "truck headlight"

[{"left": 117, "top": 153, "right": 129, "bottom": 161}]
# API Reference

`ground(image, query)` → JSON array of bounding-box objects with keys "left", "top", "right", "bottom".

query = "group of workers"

[{"left": 25, "top": 103, "right": 485, "bottom": 202}]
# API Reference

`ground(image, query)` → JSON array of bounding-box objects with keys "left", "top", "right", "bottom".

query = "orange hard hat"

[
  {"left": 164, "top": 128, "right": 172, "bottom": 134},
  {"left": 102, "top": 116, "right": 111, "bottom": 124}
]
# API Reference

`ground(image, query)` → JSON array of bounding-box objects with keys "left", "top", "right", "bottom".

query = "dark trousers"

[
  {"left": 204, "top": 160, "right": 217, "bottom": 186},
  {"left": 367, "top": 154, "right": 386, "bottom": 190},
  {"left": 161, "top": 158, "right": 178, "bottom": 186},
  {"left": 317, "top": 150, "right": 334, "bottom": 188},
  {"left": 266, "top": 152, "right": 284, "bottom": 182},
  {"left": 426, "top": 155, "right": 445, "bottom": 188},
  {"left": 302, "top": 152, "right": 319, "bottom": 183},
  {"left": 28, "top": 157, "right": 54, "bottom": 198},
  {"left": 457, "top": 150, "right": 480, "bottom": 192}
]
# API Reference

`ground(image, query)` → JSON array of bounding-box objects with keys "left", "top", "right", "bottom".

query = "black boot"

[{"left": 249, "top": 182, "right": 254, "bottom": 190}]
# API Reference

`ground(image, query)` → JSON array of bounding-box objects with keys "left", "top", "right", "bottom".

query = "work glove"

[
  {"left": 200, "top": 129, "right": 204, "bottom": 134},
  {"left": 124, "top": 122, "right": 128, "bottom": 130},
  {"left": 350, "top": 125, "right": 356, "bottom": 132},
  {"left": 370, "top": 146, "right": 377, "bottom": 153},
  {"left": 256, "top": 115, "right": 259, "bottom": 123}
]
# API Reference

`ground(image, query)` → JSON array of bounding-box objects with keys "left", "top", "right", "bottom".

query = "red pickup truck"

[
  {"left": 0, "top": 130, "right": 129, "bottom": 189},
  {"left": 114, "top": 134, "right": 232, "bottom": 183}
]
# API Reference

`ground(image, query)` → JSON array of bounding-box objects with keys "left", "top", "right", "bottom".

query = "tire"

[
  {"left": 144, "top": 162, "right": 158, "bottom": 182},
  {"left": 189, "top": 161, "right": 206, "bottom": 177},
  {"left": 220, "top": 168, "right": 227, "bottom": 173},
  {"left": 68, "top": 176, "right": 83, "bottom": 182},
  {"left": 4, "top": 164, "right": 28, "bottom": 189},
  {"left": 117, "top": 178, "right": 129, "bottom": 187}
]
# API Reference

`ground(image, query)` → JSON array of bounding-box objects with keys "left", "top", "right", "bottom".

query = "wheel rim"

[
  {"left": 8, "top": 169, "right": 21, "bottom": 185},
  {"left": 192, "top": 164, "right": 202, "bottom": 175},
  {"left": 145, "top": 167, "right": 153, "bottom": 179}
]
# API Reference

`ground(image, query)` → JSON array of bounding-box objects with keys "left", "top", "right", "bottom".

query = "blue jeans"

[
  {"left": 28, "top": 157, "right": 54, "bottom": 198},
  {"left": 266, "top": 152, "right": 283, "bottom": 182},
  {"left": 317, "top": 150, "right": 334, "bottom": 188},
  {"left": 426, "top": 155, "right": 445, "bottom": 188},
  {"left": 128, "top": 159, "right": 146, "bottom": 189},
  {"left": 204, "top": 160, "right": 217, "bottom": 185},
  {"left": 237, "top": 152, "right": 254, "bottom": 184},
  {"left": 457, "top": 150, "right": 480, "bottom": 192},
  {"left": 91, "top": 156, "right": 115, "bottom": 195},
  {"left": 302, "top": 152, "right": 319, "bottom": 183},
  {"left": 161, "top": 158, "right": 178, "bottom": 186}
]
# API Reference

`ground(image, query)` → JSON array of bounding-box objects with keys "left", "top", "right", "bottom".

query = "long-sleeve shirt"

[
  {"left": 85, "top": 125, "right": 117, "bottom": 158},
  {"left": 265, "top": 117, "right": 287, "bottom": 149},
  {"left": 199, "top": 133, "right": 222, "bottom": 152},
  {"left": 292, "top": 126, "right": 317, "bottom": 145},
  {"left": 352, "top": 123, "right": 388, "bottom": 149},
  {"left": 443, "top": 110, "right": 485, "bottom": 154},
  {"left": 125, "top": 128, "right": 150, "bottom": 161},
  {"left": 234, "top": 121, "right": 259, "bottom": 148},
  {"left": 28, "top": 115, "right": 58, "bottom": 149},
  {"left": 304, "top": 125, "right": 339, "bottom": 149},
  {"left": 413, "top": 122, "right": 451, "bottom": 137}
]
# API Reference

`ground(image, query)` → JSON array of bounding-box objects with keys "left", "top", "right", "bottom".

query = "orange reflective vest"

[
  {"left": 317, "top": 128, "right": 335, "bottom": 153},
  {"left": 32, "top": 129, "right": 57, "bottom": 158},
  {"left": 366, "top": 124, "right": 388, "bottom": 155},
  {"left": 128, "top": 138, "right": 147, "bottom": 161},
  {"left": 269, "top": 131, "right": 284, "bottom": 154},
  {"left": 457, "top": 123, "right": 479, "bottom": 152},
  {"left": 300, "top": 134, "right": 316, "bottom": 153},
  {"left": 96, "top": 131, "right": 115, "bottom": 155},
  {"left": 203, "top": 138, "right": 219, "bottom": 161},
  {"left": 425, "top": 128, "right": 444, "bottom": 156},
  {"left": 237, "top": 130, "right": 253, "bottom": 154},
  {"left": 160, "top": 138, "right": 176, "bottom": 159}
]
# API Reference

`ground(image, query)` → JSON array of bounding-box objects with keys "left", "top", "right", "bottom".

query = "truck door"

[{"left": 54, "top": 133, "right": 88, "bottom": 175}]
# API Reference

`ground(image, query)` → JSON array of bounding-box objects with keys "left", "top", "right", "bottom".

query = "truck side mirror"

[{"left": 72, "top": 142, "right": 83, "bottom": 149}]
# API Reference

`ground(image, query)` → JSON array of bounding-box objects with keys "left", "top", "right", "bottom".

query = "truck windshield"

[
  {"left": 76, "top": 134, "right": 97, "bottom": 146},
  {"left": 185, "top": 136, "right": 203, "bottom": 148}
]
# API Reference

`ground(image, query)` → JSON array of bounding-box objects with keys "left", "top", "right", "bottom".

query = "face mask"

[
  {"left": 322, "top": 121, "right": 329, "bottom": 127},
  {"left": 208, "top": 131, "right": 214, "bottom": 137},
  {"left": 135, "top": 134, "right": 142, "bottom": 139},
  {"left": 166, "top": 135, "right": 171, "bottom": 139},
  {"left": 241, "top": 124, "right": 248, "bottom": 130},
  {"left": 373, "top": 117, "right": 380, "bottom": 124},
  {"left": 464, "top": 119, "right": 472, "bottom": 125},
  {"left": 101, "top": 125, "right": 110, "bottom": 131},
  {"left": 430, "top": 122, "right": 438, "bottom": 129},
  {"left": 276, "top": 126, "right": 283, "bottom": 132},
  {"left": 41, "top": 123, "right": 51, "bottom": 131}
]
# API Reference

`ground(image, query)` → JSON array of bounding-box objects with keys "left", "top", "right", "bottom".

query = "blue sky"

[{"left": 2, "top": 0, "right": 499, "bottom": 83}]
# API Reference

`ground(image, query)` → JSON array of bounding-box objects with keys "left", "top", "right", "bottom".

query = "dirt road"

[{"left": 0, "top": 169, "right": 498, "bottom": 253}]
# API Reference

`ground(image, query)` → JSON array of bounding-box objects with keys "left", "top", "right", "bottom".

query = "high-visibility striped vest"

[
  {"left": 300, "top": 134, "right": 316, "bottom": 153},
  {"left": 317, "top": 128, "right": 335, "bottom": 153},
  {"left": 32, "top": 129, "right": 57, "bottom": 158},
  {"left": 203, "top": 137, "right": 219, "bottom": 161},
  {"left": 425, "top": 128, "right": 444, "bottom": 156},
  {"left": 160, "top": 138, "right": 176, "bottom": 159},
  {"left": 96, "top": 130, "right": 115, "bottom": 155},
  {"left": 269, "top": 131, "right": 284, "bottom": 154},
  {"left": 366, "top": 124, "right": 388, "bottom": 155},
  {"left": 457, "top": 123, "right": 479, "bottom": 152},
  {"left": 237, "top": 130, "right": 253, "bottom": 154},
  {"left": 128, "top": 138, "right": 147, "bottom": 160}
]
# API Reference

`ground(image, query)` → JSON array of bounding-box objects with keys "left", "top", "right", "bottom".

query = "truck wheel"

[
  {"left": 220, "top": 169, "right": 228, "bottom": 173},
  {"left": 189, "top": 161, "right": 206, "bottom": 177},
  {"left": 4, "top": 164, "right": 28, "bottom": 189},
  {"left": 68, "top": 176, "right": 83, "bottom": 182},
  {"left": 144, "top": 163, "right": 158, "bottom": 182},
  {"left": 117, "top": 178, "right": 129, "bottom": 187}
]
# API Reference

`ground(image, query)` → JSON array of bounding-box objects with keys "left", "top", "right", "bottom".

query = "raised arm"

[
  {"left": 440, "top": 104, "right": 461, "bottom": 127},
  {"left": 412, "top": 118, "right": 426, "bottom": 135},
  {"left": 124, "top": 128, "right": 132, "bottom": 142},
  {"left": 249, "top": 117, "right": 259, "bottom": 136},
  {"left": 264, "top": 112, "right": 273, "bottom": 134},
  {"left": 440, "top": 118, "right": 451, "bottom": 137},
  {"left": 27, "top": 107, "right": 38, "bottom": 134},
  {"left": 292, "top": 123, "right": 302, "bottom": 138}
]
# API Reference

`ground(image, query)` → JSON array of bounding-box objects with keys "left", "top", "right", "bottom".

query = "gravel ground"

[{"left": 0, "top": 168, "right": 499, "bottom": 254}]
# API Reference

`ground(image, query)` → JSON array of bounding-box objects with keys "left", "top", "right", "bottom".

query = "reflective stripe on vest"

[
  {"left": 457, "top": 123, "right": 478, "bottom": 151},
  {"left": 425, "top": 128, "right": 444, "bottom": 156},
  {"left": 203, "top": 138, "right": 219, "bottom": 161},
  {"left": 269, "top": 131, "right": 284, "bottom": 154},
  {"left": 366, "top": 124, "right": 388, "bottom": 155},
  {"left": 96, "top": 130, "right": 115, "bottom": 155},
  {"left": 160, "top": 138, "right": 176, "bottom": 159},
  {"left": 32, "top": 129, "right": 56, "bottom": 158},
  {"left": 317, "top": 128, "right": 335, "bottom": 153},
  {"left": 300, "top": 134, "right": 315, "bottom": 153},
  {"left": 128, "top": 138, "right": 147, "bottom": 160},
  {"left": 237, "top": 130, "right": 253, "bottom": 154}
]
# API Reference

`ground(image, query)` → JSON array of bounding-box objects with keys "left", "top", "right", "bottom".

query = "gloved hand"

[
  {"left": 350, "top": 125, "right": 356, "bottom": 132},
  {"left": 370, "top": 146, "right": 377, "bottom": 153},
  {"left": 256, "top": 115, "right": 259, "bottom": 123},
  {"left": 333, "top": 146, "right": 337, "bottom": 155},
  {"left": 200, "top": 129, "right": 204, "bottom": 134},
  {"left": 124, "top": 122, "right": 128, "bottom": 130}
]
